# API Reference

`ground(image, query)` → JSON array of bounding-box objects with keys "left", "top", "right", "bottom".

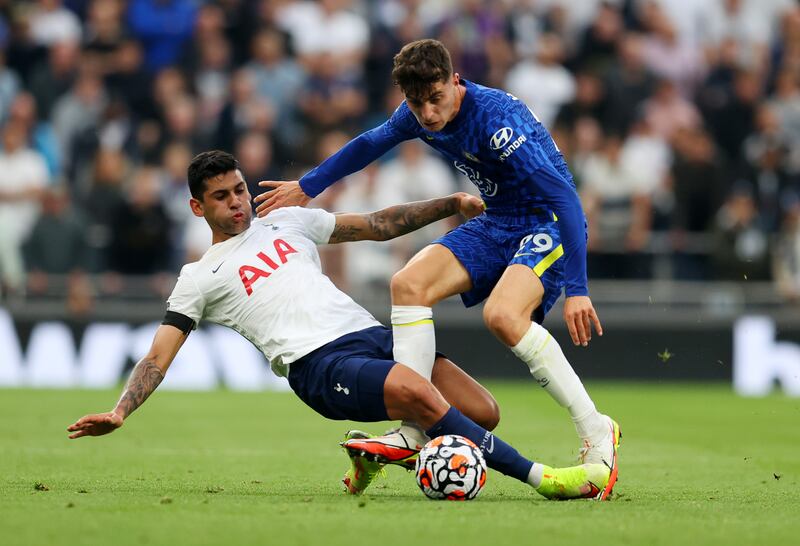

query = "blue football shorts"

[{"left": 434, "top": 210, "right": 571, "bottom": 324}]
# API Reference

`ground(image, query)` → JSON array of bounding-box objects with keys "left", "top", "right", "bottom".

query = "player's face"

[
  {"left": 190, "top": 169, "right": 252, "bottom": 243},
  {"left": 404, "top": 74, "right": 462, "bottom": 132}
]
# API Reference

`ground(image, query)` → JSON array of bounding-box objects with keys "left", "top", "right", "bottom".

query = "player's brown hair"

[{"left": 391, "top": 39, "right": 454, "bottom": 101}]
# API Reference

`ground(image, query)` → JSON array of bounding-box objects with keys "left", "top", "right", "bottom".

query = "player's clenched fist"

[{"left": 456, "top": 192, "right": 485, "bottom": 219}]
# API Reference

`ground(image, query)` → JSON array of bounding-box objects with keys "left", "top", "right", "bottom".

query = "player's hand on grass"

[
  {"left": 253, "top": 180, "right": 311, "bottom": 217},
  {"left": 456, "top": 192, "right": 485, "bottom": 219},
  {"left": 67, "top": 412, "right": 124, "bottom": 439},
  {"left": 563, "top": 296, "right": 603, "bottom": 347}
]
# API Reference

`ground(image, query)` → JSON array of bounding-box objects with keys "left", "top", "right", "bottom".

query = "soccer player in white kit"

[{"left": 66, "top": 151, "right": 613, "bottom": 500}]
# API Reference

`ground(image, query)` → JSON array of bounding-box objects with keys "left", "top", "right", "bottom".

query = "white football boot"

[{"left": 578, "top": 415, "right": 621, "bottom": 497}]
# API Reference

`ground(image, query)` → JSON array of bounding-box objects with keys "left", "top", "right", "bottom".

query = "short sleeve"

[
  {"left": 166, "top": 265, "right": 205, "bottom": 326},
  {"left": 271, "top": 207, "right": 336, "bottom": 244}
]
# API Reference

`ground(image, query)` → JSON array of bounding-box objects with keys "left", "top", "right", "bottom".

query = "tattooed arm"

[
  {"left": 67, "top": 325, "right": 189, "bottom": 439},
  {"left": 329, "top": 192, "right": 485, "bottom": 244}
]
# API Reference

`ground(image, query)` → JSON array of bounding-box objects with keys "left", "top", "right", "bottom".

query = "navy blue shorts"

[
  {"left": 287, "top": 326, "right": 395, "bottom": 422},
  {"left": 434, "top": 211, "right": 573, "bottom": 323}
]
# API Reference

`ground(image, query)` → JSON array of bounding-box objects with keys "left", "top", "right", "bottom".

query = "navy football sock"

[{"left": 425, "top": 406, "right": 534, "bottom": 483}]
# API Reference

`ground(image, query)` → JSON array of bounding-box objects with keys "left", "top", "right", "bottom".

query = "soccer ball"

[{"left": 415, "top": 434, "right": 487, "bottom": 500}]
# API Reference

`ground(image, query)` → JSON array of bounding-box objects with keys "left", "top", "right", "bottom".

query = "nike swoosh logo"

[
  {"left": 211, "top": 261, "right": 225, "bottom": 274},
  {"left": 513, "top": 251, "right": 544, "bottom": 258},
  {"left": 485, "top": 435, "right": 495, "bottom": 454}
]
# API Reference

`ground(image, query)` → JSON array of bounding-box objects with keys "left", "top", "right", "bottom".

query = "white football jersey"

[{"left": 166, "top": 207, "right": 381, "bottom": 377}]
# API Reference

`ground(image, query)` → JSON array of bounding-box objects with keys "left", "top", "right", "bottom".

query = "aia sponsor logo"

[{"left": 239, "top": 238, "right": 298, "bottom": 295}]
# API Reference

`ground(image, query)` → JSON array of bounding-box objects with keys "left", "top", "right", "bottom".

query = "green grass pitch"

[{"left": 1, "top": 383, "right": 798, "bottom": 546}]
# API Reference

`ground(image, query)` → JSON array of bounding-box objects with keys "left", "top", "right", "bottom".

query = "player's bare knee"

[
  {"left": 483, "top": 304, "right": 519, "bottom": 345},
  {"left": 390, "top": 269, "right": 431, "bottom": 305},
  {"left": 480, "top": 399, "right": 501, "bottom": 431}
]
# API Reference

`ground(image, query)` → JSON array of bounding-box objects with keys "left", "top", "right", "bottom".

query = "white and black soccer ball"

[{"left": 415, "top": 434, "right": 487, "bottom": 500}]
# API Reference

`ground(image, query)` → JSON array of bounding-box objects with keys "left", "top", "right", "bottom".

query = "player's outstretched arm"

[
  {"left": 329, "top": 192, "right": 484, "bottom": 244},
  {"left": 66, "top": 325, "right": 189, "bottom": 439}
]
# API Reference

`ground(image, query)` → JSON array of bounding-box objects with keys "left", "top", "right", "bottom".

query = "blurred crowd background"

[{"left": 1, "top": 0, "right": 800, "bottom": 313}]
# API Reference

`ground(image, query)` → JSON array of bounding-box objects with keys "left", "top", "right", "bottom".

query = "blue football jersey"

[{"left": 298, "top": 79, "right": 589, "bottom": 296}]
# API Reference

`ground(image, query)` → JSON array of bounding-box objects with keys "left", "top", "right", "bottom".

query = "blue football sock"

[{"left": 425, "top": 406, "right": 534, "bottom": 483}]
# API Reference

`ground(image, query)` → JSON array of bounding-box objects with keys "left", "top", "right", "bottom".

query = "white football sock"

[
  {"left": 527, "top": 462, "right": 546, "bottom": 488},
  {"left": 391, "top": 306, "right": 436, "bottom": 446},
  {"left": 391, "top": 305, "right": 435, "bottom": 380},
  {"left": 511, "top": 322, "right": 605, "bottom": 440}
]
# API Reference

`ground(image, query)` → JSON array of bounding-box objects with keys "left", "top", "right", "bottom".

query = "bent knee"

[
  {"left": 480, "top": 399, "right": 501, "bottom": 431},
  {"left": 483, "top": 304, "right": 525, "bottom": 345},
  {"left": 391, "top": 269, "right": 433, "bottom": 306},
  {"left": 398, "top": 379, "right": 444, "bottom": 420}
]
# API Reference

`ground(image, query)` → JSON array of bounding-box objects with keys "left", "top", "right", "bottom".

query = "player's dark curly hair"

[
  {"left": 392, "top": 39, "right": 453, "bottom": 101},
  {"left": 187, "top": 150, "right": 239, "bottom": 200}
]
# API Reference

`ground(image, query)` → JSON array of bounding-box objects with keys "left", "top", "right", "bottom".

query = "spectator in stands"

[
  {"left": 767, "top": 69, "right": 800, "bottom": 164},
  {"left": 178, "top": 2, "right": 226, "bottom": 76},
  {"left": 505, "top": 33, "right": 575, "bottom": 129},
  {"left": 28, "top": 39, "right": 80, "bottom": 119},
  {"left": 235, "top": 131, "right": 280, "bottom": 201},
  {"left": 83, "top": 0, "right": 128, "bottom": 67},
  {"left": 28, "top": 0, "right": 82, "bottom": 47},
  {"left": 712, "top": 184, "right": 771, "bottom": 281},
  {"left": 297, "top": 52, "right": 367, "bottom": 133},
  {"left": 0, "top": 49, "right": 21, "bottom": 124},
  {"left": 704, "top": 69, "right": 762, "bottom": 163},
  {"left": 190, "top": 33, "right": 232, "bottom": 144},
  {"left": 705, "top": 0, "right": 772, "bottom": 67},
  {"left": 554, "top": 71, "right": 608, "bottom": 132},
  {"left": 642, "top": 79, "right": 701, "bottom": 141},
  {"left": 8, "top": 92, "right": 60, "bottom": 179},
  {"left": 603, "top": 33, "right": 657, "bottom": 135},
  {"left": 215, "top": 68, "right": 275, "bottom": 152},
  {"left": 161, "top": 95, "right": 206, "bottom": 157},
  {"left": 82, "top": 147, "right": 127, "bottom": 271},
  {"left": 0, "top": 120, "right": 50, "bottom": 295},
  {"left": 669, "top": 127, "right": 728, "bottom": 279},
  {"left": 5, "top": 8, "right": 44, "bottom": 84},
  {"left": 640, "top": 3, "right": 705, "bottom": 95},
  {"left": 51, "top": 66, "right": 108, "bottom": 176},
  {"left": 573, "top": 1, "right": 624, "bottom": 73},
  {"left": 276, "top": 0, "right": 369, "bottom": 73},
  {"left": 579, "top": 133, "right": 654, "bottom": 278},
  {"left": 126, "top": 0, "right": 197, "bottom": 73},
  {"left": 436, "top": 0, "right": 505, "bottom": 85},
  {"left": 24, "top": 185, "right": 88, "bottom": 294},
  {"left": 739, "top": 106, "right": 797, "bottom": 232},
  {"left": 773, "top": 192, "right": 800, "bottom": 301},
  {"left": 246, "top": 29, "right": 305, "bottom": 139},
  {"left": 621, "top": 116, "right": 672, "bottom": 230},
  {"left": 107, "top": 165, "right": 172, "bottom": 276}
]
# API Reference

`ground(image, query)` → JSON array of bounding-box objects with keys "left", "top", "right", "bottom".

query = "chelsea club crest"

[{"left": 463, "top": 151, "right": 480, "bottom": 163}]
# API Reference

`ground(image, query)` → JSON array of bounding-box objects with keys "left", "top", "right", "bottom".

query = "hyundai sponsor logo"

[
  {"left": 498, "top": 134, "right": 527, "bottom": 162},
  {"left": 490, "top": 127, "right": 514, "bottom": 150}
]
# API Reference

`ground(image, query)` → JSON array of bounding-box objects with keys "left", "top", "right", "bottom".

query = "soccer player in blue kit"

[{"left": 254, "top": 39, "right": 620, "bottom": 495}]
